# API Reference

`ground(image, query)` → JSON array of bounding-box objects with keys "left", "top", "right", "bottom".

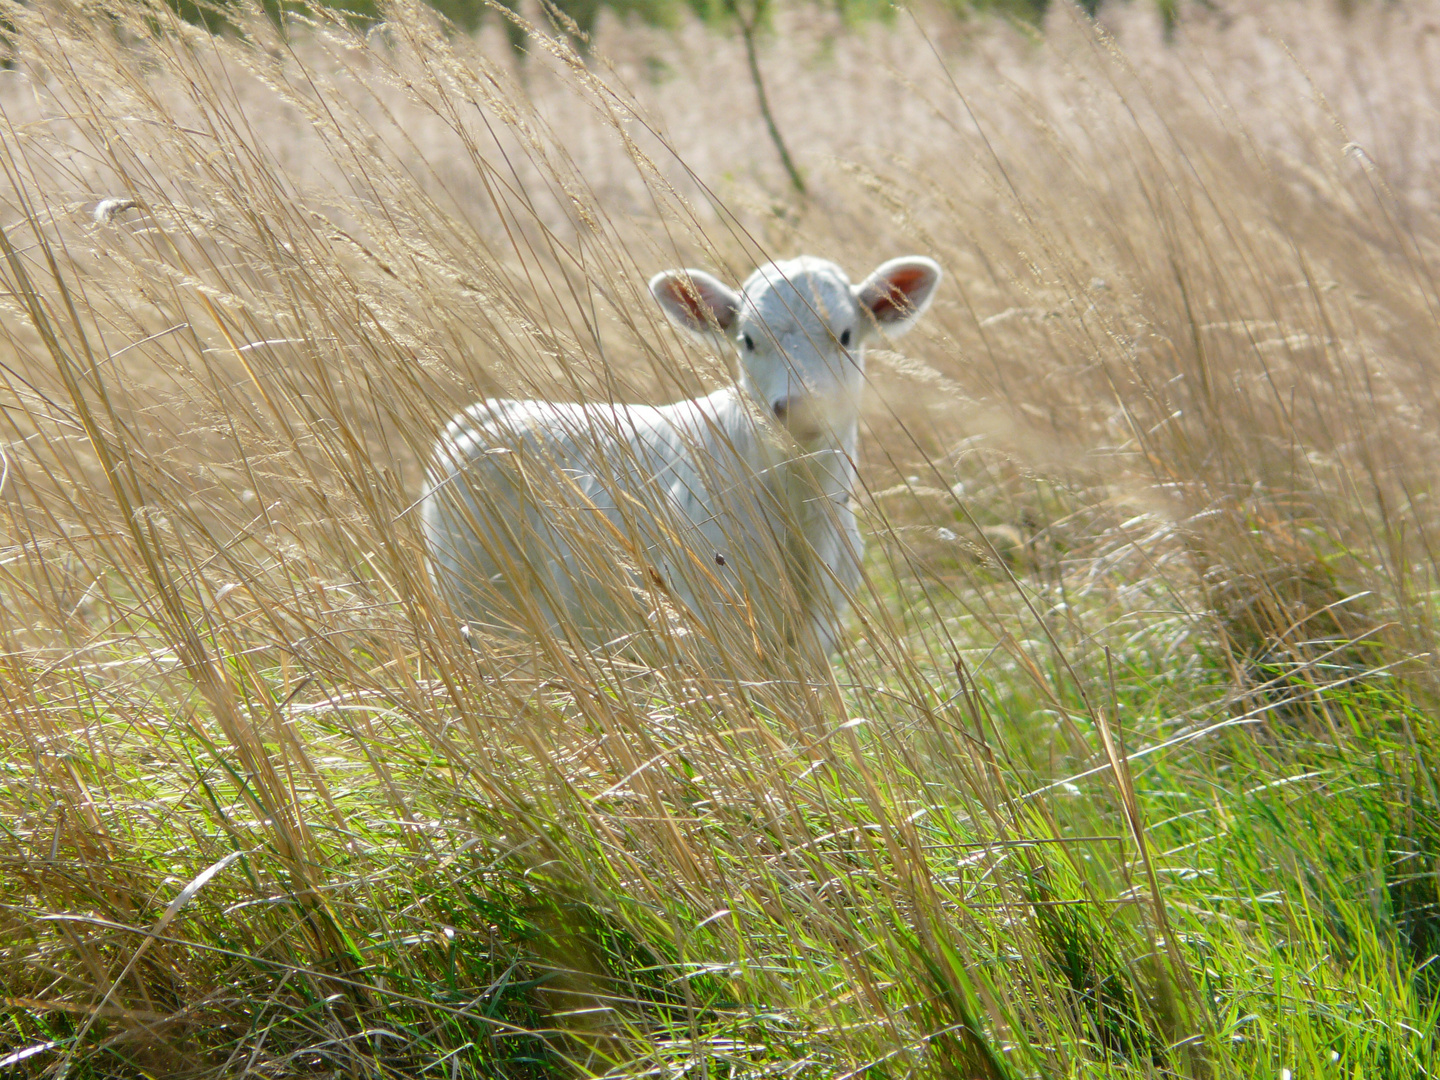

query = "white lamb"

[{"left": 421, "top": 254, "right": 942, "bottom": 657}]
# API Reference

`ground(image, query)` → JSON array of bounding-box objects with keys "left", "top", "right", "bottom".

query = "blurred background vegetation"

[{"left": 174, "top": 0, "right": 1184, "bottom": 51}]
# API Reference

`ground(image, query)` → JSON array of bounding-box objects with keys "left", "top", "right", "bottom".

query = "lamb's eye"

[
  {"left": 744, "top": 333, "right": 755, "bottom": 351},
  {"left": 840, "top": 328, "right": 851, "bottom": 347}
]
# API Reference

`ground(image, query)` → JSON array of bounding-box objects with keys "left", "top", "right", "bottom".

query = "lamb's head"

[{"left": 650, "top": 255, "right": 942, "bottom": 444}]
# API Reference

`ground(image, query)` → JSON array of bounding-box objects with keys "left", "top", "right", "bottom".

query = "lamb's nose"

[{"left": 771, "top": 394, "right": 823, "bottom": 441}]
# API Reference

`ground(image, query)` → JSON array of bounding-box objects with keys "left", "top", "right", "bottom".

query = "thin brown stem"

[{"left": 731, "top": 1, "right": 806, "bottom": 196}]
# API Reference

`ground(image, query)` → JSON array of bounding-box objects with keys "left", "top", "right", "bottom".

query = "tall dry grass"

[{"left": 2, "top": 0, "right": 1440, "bottom": 1075}]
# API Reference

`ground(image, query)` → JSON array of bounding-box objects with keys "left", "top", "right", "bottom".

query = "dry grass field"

[{"left": 3, "top": 0, "right": 1440, "bottom": 1075}]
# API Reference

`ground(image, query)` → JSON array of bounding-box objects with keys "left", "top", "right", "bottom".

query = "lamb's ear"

[
  {"left": 855, "top": 257, "right": 942, "bottom": 338},
  {"left": 649, "top": 269, "right": 741, "bottom": 341}
]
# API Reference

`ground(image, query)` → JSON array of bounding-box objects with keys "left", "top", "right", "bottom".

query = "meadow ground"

[{"left": 2, "top": 0, "right": 1440, "bottom": 1075}]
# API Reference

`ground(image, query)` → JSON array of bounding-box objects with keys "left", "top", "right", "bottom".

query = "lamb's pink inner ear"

[
  {"left": 656, "top": 274, "right": 736, "bottom": 331},
  {"left": 660, "top": 277, "right": 708, "bottom": 325},
  {"left": 866, "top": 265, "right": 934, "bottom": 323}
]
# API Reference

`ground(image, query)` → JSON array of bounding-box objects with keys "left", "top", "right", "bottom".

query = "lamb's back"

[{"left": 423, "top": 389, "right": 773, "bottom": 639}]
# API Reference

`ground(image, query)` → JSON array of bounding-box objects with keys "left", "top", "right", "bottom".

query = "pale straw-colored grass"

[{"left": 2, "top": 0, "right": 1439, "bottom": 1075}]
